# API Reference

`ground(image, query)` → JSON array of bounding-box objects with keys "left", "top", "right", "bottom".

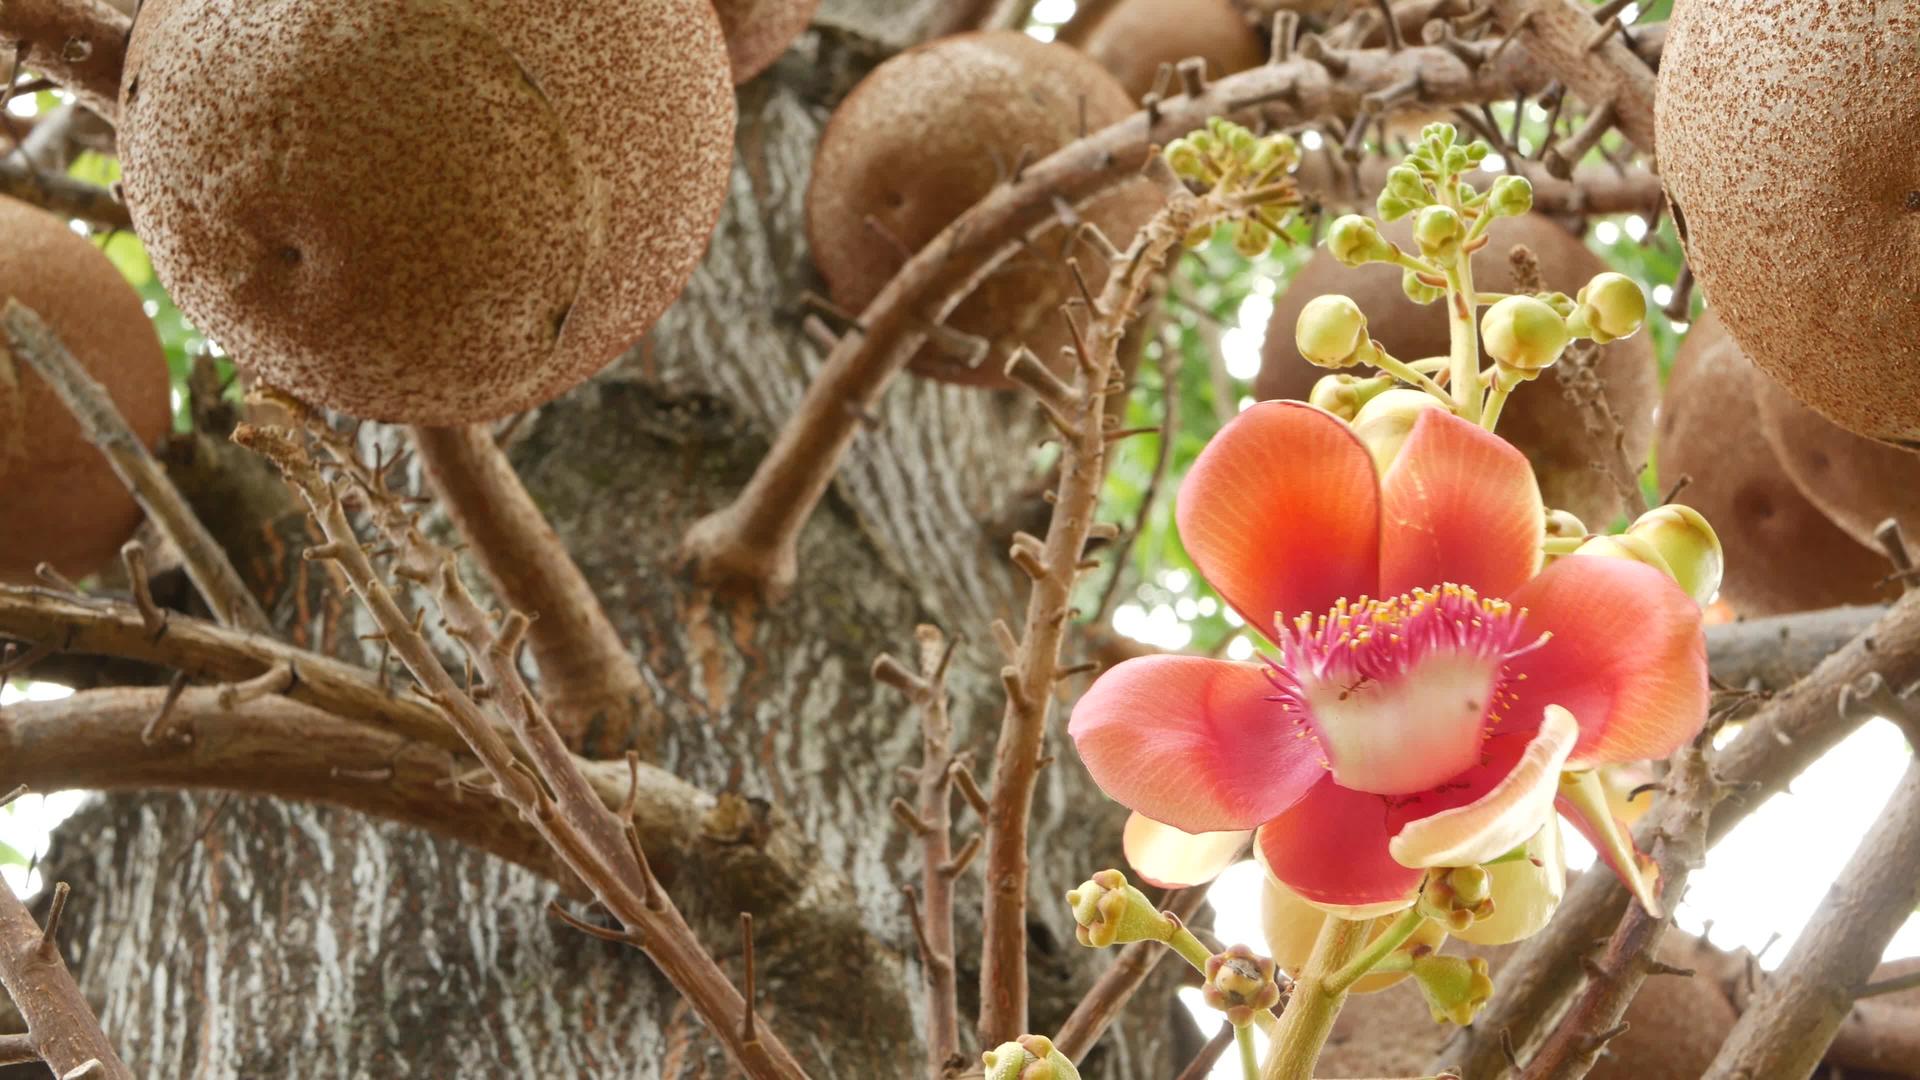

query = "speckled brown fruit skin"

[
  {"left": 1660, "top": 312, "right": 1886, "bottom": 615},
  {"left": 1258, "top": 214, "right": 1657, "bottom": 526},
  {"left": 806, "top": 31, "right": 1162, "bottom": 388},
  {"left": 0, "top": 195, "right": 171, "bottom": 584},
  {"left": 1062, "top": 0, "right": 1265, "bottom": 101},
  {"left": 714, "top": 0, "right": 820, "bottom": 84},
  {"left": 1657, "top": 0, "right": 1920, "bottom": 446},
  {"left": 117, "top": 0, "right": 735, "bottom": 425},
  {"left": 1753, "top": 368, "right": 1920, "bottom": 549}
]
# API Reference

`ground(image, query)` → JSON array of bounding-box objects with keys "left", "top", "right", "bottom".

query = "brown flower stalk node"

[{"left": 230, "top": 419, "right": 810, "bottom": 1080}]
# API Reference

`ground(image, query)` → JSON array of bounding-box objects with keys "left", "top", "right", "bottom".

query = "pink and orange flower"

[{"left": 1070, "top": 402, "right": 1706, "bottom": 915}]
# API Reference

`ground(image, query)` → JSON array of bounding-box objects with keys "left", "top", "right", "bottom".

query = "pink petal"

[
  {"left": 1254, "top": 776, "right": 1423, "bottom": 912},
  {"left": 1388, "top": 704, "right": 1578, "bottom": 868},
  {"left": 1068, "top": 655, "right": 1325, "bottom": 833},
  {"left": 1308, "top": 651, "right": 1502, "bottom": 796},
  {"left": 1123, "top": 812, "right": 1250, "bottom": 889},
  {"left": 1506, "top": 554, "right": 1708, "bottom": 767},
  {"left": 1177, "top": 401, "right": 1381, "bottom": 640},
  {"left": 1378, "top": 410, "right": 1543, "bottom": 600}
]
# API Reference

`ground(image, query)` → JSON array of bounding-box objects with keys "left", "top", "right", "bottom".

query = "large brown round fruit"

[
  {"left": 1060, "top": 0, "right": 1265, "bottom": 102},
  {"left": 1259, "top": 214, "right": 1658, "bottom": 526},
  {"left": 1659, "top": 312, "right": 1886, "bottom": 615},
  {"left": 713, "top": 0, "right": 820, "bottom": 84},
  {"left": 117, "top": 0, "right": 735, "bottom": 425},
  {"left": 0, "top": 195, "right": 171, "bottom": 583},
  {"left": 1657, "top": 1, "right": 1920, "bottom": 446},
  {"left": 1753, "top": 369, "right": 1920, "bottom": 550},
  {"left": 806, "top": 31, "right": 1161, "bottom": 387}
]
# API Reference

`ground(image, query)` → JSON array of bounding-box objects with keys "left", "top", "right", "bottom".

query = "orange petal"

[
  {"left": 1122, "top": 812, "right": 1250, "bottom": 889},
  {"left": 1378, "top": 409, "right": 1543, "bottom": 600},
  {"left": 1177, "top": 401, "right": 1381, "bottom": 641}
]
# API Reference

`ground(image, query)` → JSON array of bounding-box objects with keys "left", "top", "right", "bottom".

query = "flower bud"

[
  {"left": 1295, "top": 294, "right": 1371, "bottom": 368},
  {"left": 983, "top": 1035, "right": 1081, "bottom": 1080},
  {"left": 1308, "top": 372, "right": 1392, "bottom": 420},
  {"left": 1413, "top": 205, "right": 1464, "bottom": 259},
  {"left": 1418, "top": 865, "right": 1497, "bottom": 934},
  {"left": 1486, "top": 174, "right": 1534, "bottom": 218},
  {"left": 1250, "top": 132, "right": 1300, "bottom": 175},
  {"left": 1543, "top": 508, "right": 1587, "bottom": 539},
  {"left": 1164, "top": 137, "right": 1209, "bottom": 182},
  {"left": 1386, "top": 163, "right": 1428, "bottom": 203},
  {"left": 1411, "top": 953, "right": 1495, "bottom": 1026},
  {"left": 1066, "top": 868, "right": 1174, "bottom": 948},
  {"left": 1376, "top": 193, "right": 1415, "bottom": 222},
  {"left": 1202, "top": 943, "right": 1286, "bottom": 1026},
  {"left": 1234, "top": 219, "right": 1274, "bottom": 259},
  {"left": 1626, "top": 503, "right": 1724, "bottom": 606},
  {"left": 1326, "top": 214, "right": 1398, "bottom": 267},
  {"left": 1465, "top": 140, "right": 1490, "bottom": 163},
  {"left": 1571, "top": 272, "right": 1647, "bottom": 344},
  {"left": 1454, "top": 822, "right": 1566, "bottom": 946},
  {"left": 1421, "top": 122, "right": 1456, "bottom": 147},
  {"left": 1481, "top": 295, "right": 1572, "bottom": 374},
  {"left": 1572, "top": 532, "right": 1676, "bottom": 581},
  {"left": 1351, "top": 388, "right": 1447, "bottom": 474},
  {"left": 1402, "top": 268, "right": 1445, "bottom": 305},
  {"left": 1442, "top": 144, "right": 1471, "bottom": 174}
]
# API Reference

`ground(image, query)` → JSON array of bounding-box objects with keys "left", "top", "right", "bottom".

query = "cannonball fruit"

[
  {"left": 1062, "top": 0, "right": 1265, "bottom": 102},
  {"left": 1752, "top": 371, "right": 1920, "bottom": 551},
  {"left": 1658, "top": 312, "right": 1886, "bottom": 615},
  {"left": 713, "top": 0, "right": 820, "bottom": 84},
  {"left": 0, "top": 196, "right": 171, "bottom": 583},
  {"left": 1658, "top": 0, "right": 1920, "bottom": 445},
  {"left": 806, "top": 31, "right": 1161, "bottom": 388},
  {"left": 117, "top": 0, "right": 736, "bottom": 425},
  {"left": 1259, "top": 214, "right": 1658, "bottom": 526}
]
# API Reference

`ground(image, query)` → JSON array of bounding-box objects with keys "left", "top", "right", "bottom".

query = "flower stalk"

[{"left": 1261, "top": 915, "right": 1374, "bottom": 1080}]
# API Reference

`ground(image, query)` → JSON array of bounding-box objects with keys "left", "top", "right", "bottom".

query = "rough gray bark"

[{"left": 13, "top": 3, "right": 1191, "bottom": 1076}]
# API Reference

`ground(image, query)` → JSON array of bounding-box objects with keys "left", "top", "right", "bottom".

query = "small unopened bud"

[
  {"left": 1351, "top": 388, "right": 1447, "bottom": 474},
  {"left": 1413, "top": 205, "right": 1464, "bottom": 259},
  {"left": 1234, "top": 219, "right": 1275, "bottom": 258},
  {"left": 1481, "top": 295, "right": 1572, "bottom": 375},
  {"left": 1385, "top": 164, "right": 1428, "bottom": 203},
  {"left": 1164, "top": 137, "right": 1209, "bottom": 182},
  {"left": 1421, "top": 122, "right": 1457, "bottom": 148},
  {"left": 1402, "top": 267, "right": 1445, "bottom": 305},
  {"left": 1327, "top": 214, "right": 1399, "bottom": 267},
  {"left": 1570, "top": 272, "right": 1647, "bottom": 344},
  {"left": 1250, "top": 132, "right": 1300, "bottom": 175},
  {"left": 983, "top": 1035, "right": 1081, "bottom": 1080},
  {"left": 1573, "top": 533, "right": 1676, "bottom": 582},
  {"left": 1418, "top": 865, "right": 1497, "bottom": 934},
  {"left": 1202, "top": 944, "right": 1286, "bottom": 1026},
  {"left": 1066, "top": 869, "right": 1174, "bottom": 948},
  {"left": 1295, "top": 294, "right": 1371, "bottom": 368},
  {"left": 1309, "top": 372, "right": 1393, "bottom": 420},
  {"left": 1543, "top": 508, "right": 1588, "bottom": 539},
  {"left": 1444, "top": 865, "right": 1491, "bottom": 907},
  {"left": 1626, "top": 504, "right": 1723, "bottom": 606},
  {"left": 1455, "top": 821, "right": 1567, "bottom": 947},
  {"left": 1486, "top": 174, "right": 1534, "bottom": 218},
  {"left": 1411, "top": 953, "right": 1495, "bottom": 1026},
  {"left": 1442, "top": 144, "right": 1471, "bottom": 175}
]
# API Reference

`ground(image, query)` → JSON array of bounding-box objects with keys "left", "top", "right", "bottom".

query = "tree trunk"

[{"left": 16, "top": 2, "right": 1193, "bottom": 1075}]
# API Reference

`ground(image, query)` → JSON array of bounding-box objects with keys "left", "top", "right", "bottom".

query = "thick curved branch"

[
  {"left": 411, "top": 424, "right": 656, "bottom": 756},
  {"left": 0, "top": 156, "right": 130, "bottom": 229},
  {"left": 0, "top": 0, "right": 126, "bottom": 121},
  {"left": 1487, "top": 0, "right": 1657, "bottom": 155},
  {"left": 0, "top": 830, "right": 131, "bottom": 1077},
  {"left": 680, "top": 41, "right": 1553, "bottom": 596}
]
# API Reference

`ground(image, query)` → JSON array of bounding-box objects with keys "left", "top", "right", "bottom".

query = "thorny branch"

[
  {"left": 232, "top": 421, "right": 811, "bottom": 1080},
  {"left": 978, "top": 177, "right": 1225, "bottom": 1044},
  {"left": 2, "top": 301, "right": 271, "bottom": 632},
  {"left": 1486, "top": 0, "right": 1657, "bottom": 154}
]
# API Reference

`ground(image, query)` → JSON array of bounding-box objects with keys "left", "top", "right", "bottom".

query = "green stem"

[
  {"left": 1324, "top": 908, "right": 1428, "bottom": 996},
  {"left": 1446, "top": 255, "right": 1483, "bottom": 423},
  {"left": 1237, "top": 1022, "right": 1260, "bottom": 1079},
  {"left": 1475, "top": 291, "right": 1514, "bottom": 304},
  {"left": 1388, "top": 249, "right": 1446, "bottom": 279},
  {"left": 1481, "top": 383, "right": 1512, "bottom": 432},
  {"left": 1543, "top": 535, "right": 1585, "bottom": 555},
  {"left": 1366, "top": 346, "right": 1454, "bottom": 406},
  {"left": 1167, "top": 924, "right": 1215, "bottom": 974},
  {"left": 1259, "top": 916, "right": 1373, "bottom": 1080}
]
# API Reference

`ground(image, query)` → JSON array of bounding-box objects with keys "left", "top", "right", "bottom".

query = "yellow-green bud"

[
  {"left": 1421, "top": 122, "right": 1457, "bottom": 149},
  {"left": 1376, "top": 193, "right": 1416, "bottom": 222},
  {"left": 1309, "top": 372, "right": 1393, "bottom": 420},
  {"left": 1543, "top": 508, "right": 1588, "bottom": 539},
  {"left": 1626, "top": 504, "right": 1724, "bottom": 606},
  {"left": 1295, "top": 294, "right": 1371, "bottom": 368},
  {"left": 983, "top": 1035, "right": 1081, "bottom": 1080},
  {"left": 1250, "top": 132, "right": 1300, "bottom": 175},
  {"left": 1445, "top": 865, "right": 1492, "bottom": 907},
  {"left": 1571, "top": 272, "right": 1647, "bottom": 344},
  {"left": 1327, "top": 214, "right": 1398, "bottom": 267},
  {"left": 1411, "top": 953, "right": 1495, "bottom": 1026},
  {"left": 1418, "top": 865, "right": 1497, "bottom": 934},
  {"left": 1481, "top": 295, "right": 1572, "bottom": 374},
  {"left": 1402, "top": 267, "right": 1445, "bottom": 305},
  {"left": 1351, "top": 388, "right": 1447, "bottom": 474},
  {"left": 1164, "top": 137, "right": 1208, "bottom": 182},
  {"left": 1386, "top": 163, "right": 1427, "bottom": 202},
  {"left": 1066, "top": 869, "right": 1173, "bottom": 948},
  {"left": 1234, "top": 219, "right": 1274, "bottom": 258},
  {"left": 1442, "top": 144, "right": 1471, "bottom": 174},
  {"left": 1413, "top": 205, "right": 1464, "bottom": 259},
  {"left": 1486, "top": 174, "right": 1534, "bottom": 218},
  {"left": 1202, "top": 944, "right": 1285, "bottom": 1026},
  {"left": 1573, "top": 533, "right": 1676, "bottom": 581}
]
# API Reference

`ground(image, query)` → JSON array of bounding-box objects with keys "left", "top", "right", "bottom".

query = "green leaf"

[{"left": 0, "top": 839, "right": 27, "bottom": 867}]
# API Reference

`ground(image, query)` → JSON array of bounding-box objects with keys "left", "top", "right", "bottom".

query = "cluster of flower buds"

[
  {"left": 983, "top": 1035, "right": 1080, "bottom": 1080},
  {"left": 1417, "top": 865, "right": 1497, "bottom": 934},
  {"left": 1201, "top": 943, "right": 1287, "bottom": 1026},
  {"left": 1066, "top": 868, "right": 1177, "bottom": 948},
  {"left": 1574, "top": 503, "right": 1724, "bottom": 606},
  {"left": 1374, "top": 123, "right": 1533, "bottom": 229},
  {"left": 1164, "top": 118, "right": 1302, "bottom": 257},
  {"left": 1409, "top": 952, "right": 1495, "bottom": 1026},
  {"left": 1481, "top": 272, "right": 1651, "bottom": 390}
]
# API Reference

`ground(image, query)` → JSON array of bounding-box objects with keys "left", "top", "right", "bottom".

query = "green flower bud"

[
  {"left": 1066, "top": 869, "right": 1174, "bottom": 948},
  {"left": 1418, "top": 865, "right": 1497, "bottom": 934},
  {"left": 1481, "top": 295, "right": 1572, "bottom": 374},
  {"left": 1445, "top": 865, "right": 1492, "bottom": 908},
  {"left": 1443, "top": 144, "right": 1471, "bottom": 174},
  {"left": 1402, "top": 268, "right": 1445, "bottom": 305},
  {"left": 1164, "top": 137, "right": 1208, "bottom": 182},
  {"left": 1413, "top": 205, "right": 1464, "bottom": 259},
  {"left": 984, "top": 1035, "right": 1081, "bottom": 1080},
  {"left": 1295, "top": 294, "right": 1370, "bottom": 368},
  {"left": 1486, "top": 174, "right": 1534, "bottom": 218},
  {"left": 1376, "top": 193, "right": 1415, "bottom": 222},
  {"left": 1327, "top": 214, "right": 1398, "bottom": 267},
  {"left": 1308, "top": 372, "right": 1393, "bottom": 420},
  {"left": 1202, "top": 944, "right": 1285, "bottom": 1027},
  {"left": 1249, "top": 132, "right": 1300, "bottom": 175},
  {"left": 1234, "top": 219, "right": 1273, "bottom": 259},
  {"left": 1626, "top": 504, "right": 1723, "bottom": 607},
  {"left": 1454, "top": 821, "right": 1567, "bottom": 947},
  {"left": 1571, "top": 272, "right": 1647, "bottom": 344},
  {"left": 1543, "top": 508, "right": 1588, "bottom": 540},
  {"left": 1465, "top": 140, "right": 1490, "bottom": 163},
  {"left": 1410, "top": 953, "right": 1495, "bottom": 1026},
  {"left": 1386, "top": 164, "right": 1428, "bottom": 203},
  {"left": 1573, "top": 533, "right": 1676, "bottom": 582},
  {"left": 1351, "top": 388, "right": 1448, "bottom": 474},
  {"left": 1421, "top": 122, "right": 1457, "bottom": 149}
]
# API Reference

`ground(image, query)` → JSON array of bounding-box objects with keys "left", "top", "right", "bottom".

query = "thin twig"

[
  {"left": 1093, "top": 335, "right": 1180, "bottom": 626},
  {"left": 1173, "top": 1023, "right": 1237, "bottom": 1080}
]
